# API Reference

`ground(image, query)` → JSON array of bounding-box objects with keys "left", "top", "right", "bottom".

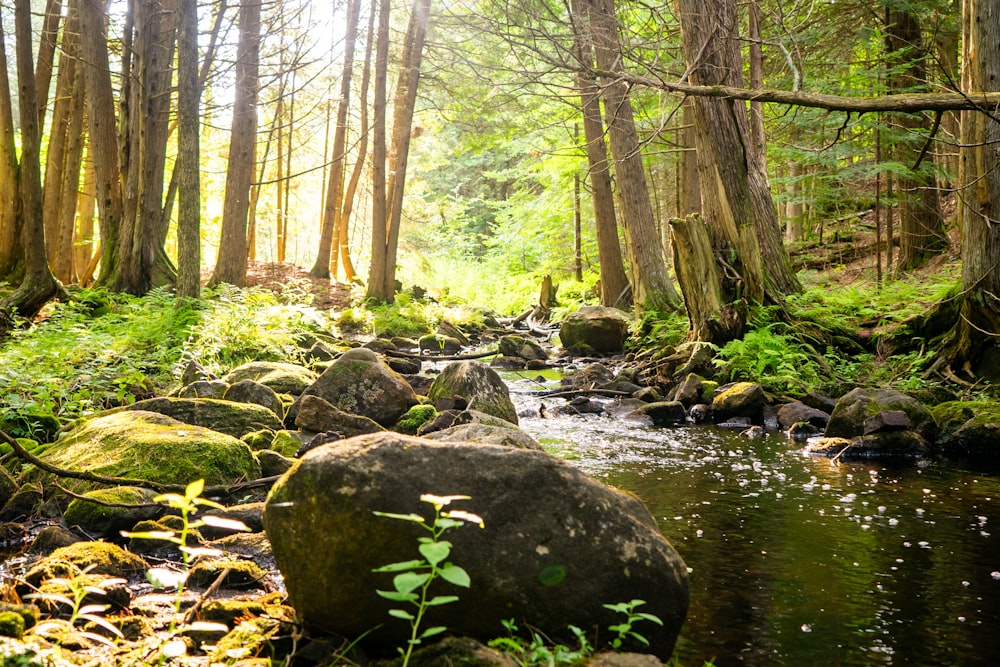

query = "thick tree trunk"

[
  {"left": 211, "top": 0, "right": 261, "bottom": 288},
  {"left": 176, "top": 0, "right": 201, "bottom": 299},
  {"left": 678, "top": 98, "right": 701, "bottom": 217},
  {"left": 311, "top": 0, "right": 362, "bottom": 280},
  {"left": 586, "top": 0, "right": 680, "bottom": 313},
  {"left": 54, "top": 63, "right": 85, "bottom": 284},
  {"left": 79, "top": 0, "right": 124, "bottom": 286},
  {"left": 932, "top": 0, "right": 1000, "bottom": 380},
  {"left": 670, "top": 214, "right": 742, "bottom": 342}
]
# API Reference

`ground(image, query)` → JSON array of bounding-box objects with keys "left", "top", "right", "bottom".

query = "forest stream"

[{"left": 502, "top": 371, "right": 1000, "bottom": 667}]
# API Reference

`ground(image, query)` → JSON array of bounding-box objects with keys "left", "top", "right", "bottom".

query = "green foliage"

[
  {"left": 25, "top": 565, "right": 125, "bottom": 649},
  {"left": 489, "top": 619, "right": 592, "bottom": 667},
  {"left": 602, "top": 600, "right": 664, "bottom": 650},
  {"left": 368, "top": 292, "right": 435, "bottom": 337},
  {"left": 715, "top": 323, "right": 822, "bottom": 393},
  {"left": 372, "top": 494, "right": 485, "bottom": 667}
]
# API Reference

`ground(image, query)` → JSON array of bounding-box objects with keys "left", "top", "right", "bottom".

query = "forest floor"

[{"left": 216, "top": 260, "right": 353, "bottom": 311}]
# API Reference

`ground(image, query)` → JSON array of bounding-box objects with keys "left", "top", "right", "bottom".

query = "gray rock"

[
  {"left": 176, "top": 380, "right": 229, "bottom": 399},
  {"left": 672, "top": 373, "right": 704, "bottom": 407},
  {"left": 559, "top": 306, "right": 630, "bottom": 355},
  {"left": 863, "top": 410, "right": 912, "bottom": 435},
  {"left": 427, "top": 361, "right": 518, "bottom": 425},
  {"left": 222, "top": 361, "right": 319, "bottom": 396},
  {"left": 224, "top": 379, "right": 284, "bottom": 418},
  {"left": 628, "top": 401, "right": 687, "bottom": 426},
  {"left": 295, "top": 394, "right": 385, "bottom": 437},
  {"left": 263, "top": 432, "right": 688, "bottom": 659},
  {"left": 825, "top": 388, "right": 936, "bottom": 442},
  {"left": 299, "top": 347, "right": 418, "bottom": 427},
  {"left": 423, "top": 422, "right": 543, "bottom": 450},
  {"left": 776, "top": 401, "right": 830, "bottom": 430},
  {"left": 498, "top": 335, "right": 548, "bottom": 362},
  {"left": 805, "top": 432, "right": 930, "bottom": 460}
]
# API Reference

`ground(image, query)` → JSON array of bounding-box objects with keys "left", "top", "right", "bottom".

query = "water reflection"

[{"left": 512, "top": 387, "right": 1000, "bottom": 666}]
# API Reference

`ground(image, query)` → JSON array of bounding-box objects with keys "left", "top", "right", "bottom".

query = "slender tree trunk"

[
  {"left": 366, "top": 0, "right": 392, "bottom": 300},
  {"left": 586, "top": 0, "right": 680, "bottom": 313},
  {"left": 380, "top": 0, "right": 433, "bottom": 301},
  {"left": 54, "top": 61, "right": 85, "bottom": 284},
  {"left": 678, "top": 98, "right": 701, "bottom": 217},
  {"left": 75, "top": 137, "right": 97, "bottom": 284},
  {"left": 570, "top": 0, "right": 630, "bottom": 308},
  {"left": 0, "top": 16, "right": 22, "bottom": 281},
  {"left": 211, "top": 0, "right": 261, "bottom": 288},
  {"left": 35, "top": 0, "right": 63, "bottom": 131},
  {"left": 312, "top": 0, "right": 362, "bottom": 279},
  {"left": 885, "top": 6, "right": 948, "bottom": 273},
  {"left": 176, "top": 0, "right": 201, "bottom": 299},
  {"left": 2, "top": 0, "right": 59, "bottom": 320}
]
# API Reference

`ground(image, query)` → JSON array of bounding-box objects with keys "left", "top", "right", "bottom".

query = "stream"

[{"left": 506, "top": 373, "right": 1000, "bottom": 666}]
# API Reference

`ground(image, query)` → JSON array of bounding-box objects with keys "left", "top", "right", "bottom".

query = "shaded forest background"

[{"left": 0, "top": 0, "right": 997, "bottom": 383}]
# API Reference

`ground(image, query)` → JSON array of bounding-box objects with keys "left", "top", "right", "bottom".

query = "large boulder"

[
  {"left": 294, "top": 394, "right": 385, "bottom": 437},
  {"left": 222, "top": 361, "right": 319, "bottom": 396},
  {"left": 127, "top": 397, "right": 283, "bottom": 439},
  {"left": 224, "top": 380, "right": 284, "bottom": 418},
  {"left": 930, "top": 401, "right": 1000, "bottom": 457},
  {"left": 497, "top": 335, "right": 548, "bottom": 362},
  {"left": 423, "top": 422, "right": 543, "bottom": 450},
  {"left": 825, "top": 388, "right": 937, "bottom": 442},
  {"left": 559, "top": 306, "right": 630, "bottom": 355},
  {"left": 299, "top": 348, "right": 419, "bottom": 427},
  {"left": 32, "top": 411, "right": 261, "bottom": 491},
  {"left": 263, "top": 432, "right": 688, "bottom": 660},
  {"left": 776, "top": 401, "right": 830, "bottom": 430},
  {"left": 427, "top": 361, "right": 518, "bottom": 425},
  {"left": 804, "top": 433, "right": 930, "bottom": 461},
  {"left": 711, "top": 382, "right": 767, "bottom": 423}
]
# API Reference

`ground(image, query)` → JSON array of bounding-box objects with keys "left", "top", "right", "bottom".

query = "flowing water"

[{"left": 507, "top": 375, "right": 1000, "bottom": 666}]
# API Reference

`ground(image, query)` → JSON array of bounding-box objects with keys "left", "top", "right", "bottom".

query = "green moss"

[
  {"left": 241, "top": 430, "right": 273, "bottom": 450},
  {"left": 62, "top": 486, "right": 159, "bottom": 533},
  {"left": 209, "top": 617, "right": 285, "bottom": 663},
  {"left": 267, "top": 430, "right": 302, "bottom": 457},
  {"left": 395, "top": 405, "right": 438, "bottom": 435},
  {"left": 36, "top": 541, "right": 148, "bottom": 580},
  {"left": 0, "top": 604, "right": 38, "bottom": 631},
  {"left": 930, "top": 401, "right": 993, "bottom": 433},
  {"left": 188, "top": 558, "right": 267, "bottom": 589},
  {"left": 32, "top": 411, "right": 261, "bottom": 492},
  {"left": 700, "top": 381, "right": 719, "bottom": 403},
  {"left": 0, "top": 611, "right": 25, "bottom": 638}
]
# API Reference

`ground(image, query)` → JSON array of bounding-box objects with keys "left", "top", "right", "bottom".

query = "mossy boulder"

[
  {"left": 497, "top": 335, "right": 548, "bottom": 362},
  {"left": 776, "top": 401, "right": 831, "bottom": 430},
  {"left": 23, "top": 541, "right": 148, "bottom": 589},
  {"left": 394, "top": 404, "right": 438, "bottom": 435},
  {"left": 295, "top": 394, "right": 386, "bottom": 437},
  {"left": 423, "top": 422, "right": 542, "bottom": 450},
  {"left": 224, "top": 380, "right": 285, "bottom": 418},
  {"left": 427, "top": 361, "right": 518, "bottom": 425},
  {"left": 930, "top": 401, "right": 1000, "bottom": 457},
  {"left": 298, "top": 348, "right": 418, "bottom": 427},
  {"left": 32, "top": 411, "right": 261, "bottom": 492},
  {"left": 0, "top": 611, "right": 25, "bottom": 638},
  {"left": 27, "top": 525, "right": 82, "bottom": 556},
  {"left": 804, "top": 433, "right": 930, "bottom": 461},
  {"left": 189, "top": 558, "right": 268, "bottom": 590},
  {"left": 222, "top": 361, "right": 319, "bottom": 396},
  {"left": 0, "top": 412, "right": 61, "bottom": 443},
  {"left": 419, "top": 334, "right": 462, "bottom": 354},
  {"left": 62, "top": 486, "right": 161, "bottom": 538},
  {"left": 559, "top": 306, "right": 630, "bottom": 355},
  {"left": 257, "top": 450, "right": 295, "bottom": 477},
  {"left": 673, "top": 374, "right": 704, "bottom": 406},
  {"left": 711, "top": 382, "right": 768, "bottom": 423},
  {"left": 0, "top": 484, "right": 43, "bottom": 522},
  {"left": 628, "top": 401, "right": 687, "bottom": 426},
  {"left": 263, "top": 431, "right": 688, "bottom": 660},
  {"left": 126, "top": 397, "right": 283, "bottom": 439},
  {"left": 825, "top": 388, "right": 937, "bottom": 442},
  {"left": 0, "top": 468, "right": 17, "bottom": 511}
]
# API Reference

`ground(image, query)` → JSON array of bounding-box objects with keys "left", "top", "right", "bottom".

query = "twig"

[
  {"left": 182, "top": 566, "right": 232, "bottom": 625},
  {"left": 830, "top": 441, "right": 854, "bottom": 465},
  {"left": 384, "top": 348, "right": 497, "bottom": 361},
  {"left": 53, "top": 481, "right": 161, "bottom": 508}
]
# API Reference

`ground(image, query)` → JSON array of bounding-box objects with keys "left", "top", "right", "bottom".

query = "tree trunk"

[
  {"left": 176, "top": 0, "right": 201, "bottom": 299},
  {"left": 885, "top": 6, "right": 948, "bottom": 274},
  {"left": 2, "top": 0, "right": 59, "bottom": 321},
  {"left": 210, "top": 0, "right": 261, "bottom": 288},
  {"left": 54, "top": 59, "right": 85, "bottom": 284},
  {"left": 0, "top": 16, "right": 22, "bottom": 281},
  {"left": 571, "top": 0, "right": 630, "bottom": 309},
  {"left": 366, "top": 0, "right": 391, "bottom": 300},
  {"left": 75, "top": 138, "right": 97, "bottom": 284},
  {"left": 35, "top": 0, "right": 63, "bottom": 130},
  {"left": 933, "top": 0, "right": 1000, "bottom": 379},
  {"left": 380, "top": 0, "right": 433, "bottom": 301},
  {"left": 586, "top": 0, "right": 680, "bottom": 313},
  {"left": 79, "top": 0, "right": 124, "bottom": 287},
  {"left": 678, "top": 98, "right": 701, "bottom": 217},
  {"left": 670, "top": 214, "right": 741, "bottom": 342},
  {"left": 312, "top": 0, "right": 362, "bottom": 280}
]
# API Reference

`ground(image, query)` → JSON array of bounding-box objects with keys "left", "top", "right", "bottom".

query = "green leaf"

[
  {"left": 438, "top": 562, "right": 470, "bottom": 587},
  {"left": 634, "top": 612, "right": 663, "bottom": 626},
  {"left": 373, "top": 511, "right": 426, "bottom": 524},
  {"left": 419, "top": 540, "right": 452, "bottom": 566},
  {"left": 419, "top": 626, "right": 448, "bottom": 640},
  {"left": 425, "top": 595, "right": 459, "bottom": 606},
  {"left": 393, "top": 571, "right": 431, "bottom": 595},
  {"left": 373, "top": 559, "right": 426, "bottom": 573},
  {"left": 185, "top": 479, "right": 205, "bottom": 501},
  {"left": 388, "top": 609, "right": 415, "bottom": 621},
  {"left": 376, "top": 589, "right": 418, "bottom": 603}
]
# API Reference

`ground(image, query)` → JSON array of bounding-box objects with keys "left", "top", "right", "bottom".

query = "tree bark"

[
  {"left": 570, "top": 0, "right": 630, "bottom": 309},
  {"left": 312, "top": 0, "right": 362, "bottom": 280},
  {"left": 2, "top": 0, "right": 59, "bottom": 321},
  {"left": 0, "top": 16, "right": 22, "bottom": 281},
  {"left": 586, "top": 0, "right": 680, "bottom": 313},
  {"left": 211, "top": 0, "right": 261, "bottom": 288},
  {"left": 366, "top": 0, "right": 392, "bottom": 301},
  {"left": 932, "top": 0, "right": 1000, "bottom": 379},
  {"left": 670, "top": 214, "right": 741, "bottom": 342},
  {"left": 176, "top": 0, "right": 201, "bottom": 299},
  {"left": 35, "top": 0, "right": 63, "bottom": 130},
  {"left": 884, "top": 6, "right": 948, "bottom": 273}
]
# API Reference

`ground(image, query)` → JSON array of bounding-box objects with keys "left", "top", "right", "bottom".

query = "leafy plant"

[
  {"left": 372, "top": 494, "right": 485, "bottom": 667},
  {"left": 122, "top": 479, "right": 249, "bottom": 660},
  {"left": 489, "top": 618, "right": 592, "bottom": 667},
  {"left": 603, "top": 599, "right": 664, "bottom": 650},
  {"left": 715, "top": 325, "right": 822, "bottom": 393},
  {"left": 25, "top": 565, "right": 125, "bottom": 649}
]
